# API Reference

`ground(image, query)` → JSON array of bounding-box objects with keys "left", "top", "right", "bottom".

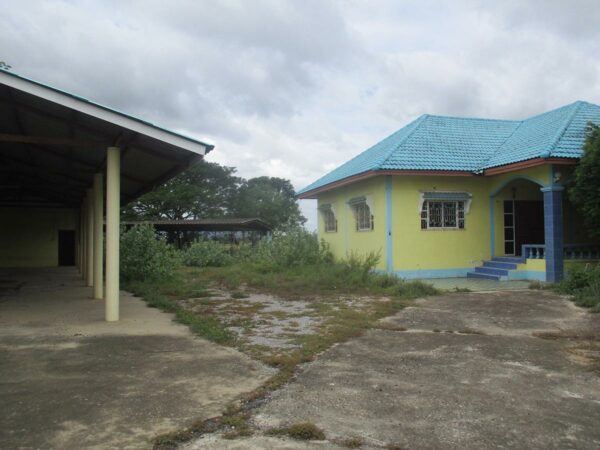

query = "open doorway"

[
  {"left": 58, "top": 230, "right": 76, "bottom": 266},
  {"left": 503, "top": 200, "right": 544, "bottom": 256}
]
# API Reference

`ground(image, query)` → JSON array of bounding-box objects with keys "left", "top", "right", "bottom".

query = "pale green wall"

[
  {"left": 0, "top": 207, "right": 78, "bottom": 268},
  {"left": 317, "top": 177, "right": 387, "bottom": 270}
]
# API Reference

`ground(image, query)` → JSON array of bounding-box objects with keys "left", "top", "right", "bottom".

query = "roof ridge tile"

[
  {"left": 376, "top": 114, "right": 428, "bottom": 169},
  {"left": 479, "top": 119, "right": 525, "bottom": 170},
  {"left": 547, "top": 101, "right": 583, "bottom": 157}
]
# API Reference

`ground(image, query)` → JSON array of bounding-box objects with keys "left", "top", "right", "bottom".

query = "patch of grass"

[
  {"left": 175, "top": 309, "right": 235, "bottom": 345},
  {"left": 453, "top": 286, "right": 472, "bottom": 292},
  {"left": 375, "top": 323, "right": 407, "bottom": 331},
  {"left": 193, "top": 260, "right": 438, "bottom": 300},
  {"left": 125, "top": 278, "right": 234, "bottom": 346},
  {"left": 220, "top": 410, "right": 252, "bottom": 439},
  {"left": 267, "top": 422, "right": 326, "bottom": 441},
  {"left": 458, "top": 328, "right": 485, "bottom": 335},
  {"left": 339, "top": 436, "right": 365, "bottom": 448},
  {"left": 190, "top": 288, "right": 212, "bottom": 297},
  {"left": 554, "top": 264, "right": 600, "bottom": 312},
  {"left": 231, "top": 290, "right": 250, "bottom": 299},
  {"left": 528, "top": 281, "right": 546, "bottom": 290}
]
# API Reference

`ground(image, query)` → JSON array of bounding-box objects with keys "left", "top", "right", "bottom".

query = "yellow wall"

[
  {"left": 317, "top": 177, "right": 387, "bottom": 270},
  {"left": 390, "top": 175, "right": 490, "bottom": 273},
  {"left": 316, "top": 164, "right": 562, "bottom": 276},
  {"left": 0, "top": 207, "right": 78, "bottom": 267}
]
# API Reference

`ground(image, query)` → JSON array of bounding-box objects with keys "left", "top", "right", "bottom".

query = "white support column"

[
  {"left": 81, "top": 200, "right": 87, "bottom": 279},
  {"left": 93, "top": 174, "right": 104, "bottom": 300},
  {"left": 76, "top": 205, "right": 82, "bottom": 274},
  {"left": 86, "top": 189, "right": 94, "bottom": 287},
  {"left": 105, "top": 147, "right": 120, "bottom": 321}
]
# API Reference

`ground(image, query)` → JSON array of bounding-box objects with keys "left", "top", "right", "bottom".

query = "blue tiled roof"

[{"left": 299, "top": 101, "right": 600, "bottom": 195}]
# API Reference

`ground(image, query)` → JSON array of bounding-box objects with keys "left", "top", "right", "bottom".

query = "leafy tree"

[
  {"left": 122, "top": 161, "right": 306, "bottom": 232},
  {"left": 569, "top": 123, "right": 600, "bottom": 237},
  {"left": 234, "top": 176, "right": 306, "bottom": 230},
  {"left": 122, "top": 161, "right": 241, "bottom": 220}
]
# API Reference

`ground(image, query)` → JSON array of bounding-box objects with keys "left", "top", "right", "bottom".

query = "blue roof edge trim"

[{"left": 0, "top": 67, "right": 215, "bottom": 152}]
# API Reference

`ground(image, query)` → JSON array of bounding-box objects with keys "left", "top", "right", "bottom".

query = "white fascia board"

[{"left": 0, "top": 71, "right": 209, "bottom": 156}]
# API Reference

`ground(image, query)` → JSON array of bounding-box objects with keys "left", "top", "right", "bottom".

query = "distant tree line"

[{"left": 122, "top": 161, "right": 306, "bottom": 231}]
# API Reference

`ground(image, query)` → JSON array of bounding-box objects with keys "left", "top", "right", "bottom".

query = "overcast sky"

[{"left": 3, "top": 0, "right": 600, "bottom": 230}]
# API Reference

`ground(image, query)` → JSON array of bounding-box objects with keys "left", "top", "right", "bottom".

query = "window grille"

[
  {"left": 323, "top": 209, "right": 337, "bottom": 232},
  {"left": 354, "top": 202, "right": 373, "bottom": 231},
  {"left": 421, "top": 200, "right": 465, "bottom": 229}
]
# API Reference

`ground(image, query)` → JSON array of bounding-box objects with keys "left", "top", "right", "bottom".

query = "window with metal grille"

[
  {"left": 421, "top": 200, "right": 465, "bottom": 229},
  {"left": 323, "top": 209, "right": 337, "bottom": 232},
  {"left": 353, "top": 202, "right": 373, "bottom": 231}
]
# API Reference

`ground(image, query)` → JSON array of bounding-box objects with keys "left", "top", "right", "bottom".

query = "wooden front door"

[{"left": 514, "top": 201, "right": 544, "bottom": 256}]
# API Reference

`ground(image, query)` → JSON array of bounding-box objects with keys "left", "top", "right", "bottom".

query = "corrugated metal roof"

[
  {"left": 298, "top": 101, "right": 600, "bottom": 195},
  {"left": 0, "top": 68, "right": 214, "bottom": 152}
]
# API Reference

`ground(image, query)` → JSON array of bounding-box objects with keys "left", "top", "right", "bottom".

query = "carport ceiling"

[{"left": 0, "top": 69, "right": 214, "bottom": 208}]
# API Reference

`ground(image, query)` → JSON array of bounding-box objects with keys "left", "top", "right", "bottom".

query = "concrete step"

[
  {"left": 475, "top": 266, "right": 509, "bottom": 277},
  {"left": 483, "top": 260, "right": 518, "bottom": 270},
  {"left": 467, "top": 271, "right": 501, "bottom": 280}
]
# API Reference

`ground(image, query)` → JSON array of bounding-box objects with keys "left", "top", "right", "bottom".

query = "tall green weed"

[
  {"left": 120, "top": 225, "right": 181, "bottom": 282},
  {"left": 555, "top": 264, "right": 600, "bottom": 312}
]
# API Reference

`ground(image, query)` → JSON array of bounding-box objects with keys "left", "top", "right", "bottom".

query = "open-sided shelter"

[{"left": 0, "top": 69, "right": 214, "bottom": 321}]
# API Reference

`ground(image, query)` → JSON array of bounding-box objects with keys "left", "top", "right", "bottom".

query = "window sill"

[{"left": 356, "top": 229, "right": 373, "bottom": 232}]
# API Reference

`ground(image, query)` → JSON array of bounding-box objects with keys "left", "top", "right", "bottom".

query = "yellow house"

[
  {"left": 0, "top": 68, "right": 214, "bottom": 321},
  {"left": 298, "top": 102, "right": 600, "bottom": 282}
]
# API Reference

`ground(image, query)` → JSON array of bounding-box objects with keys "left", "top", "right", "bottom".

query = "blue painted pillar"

[
  {"left": 541, "top": 186, "right": 564, "bottom": 282},
  {"left": 489, "top": 197, "right": 495, "bottom": 258}
]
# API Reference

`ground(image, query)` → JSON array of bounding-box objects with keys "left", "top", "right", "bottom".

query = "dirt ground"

[
  {"left": 0, "top": 268, "right": 274, "bottom": 450},
  {"left": 190, "top": 290, "right": 600, "bottom": 449}
]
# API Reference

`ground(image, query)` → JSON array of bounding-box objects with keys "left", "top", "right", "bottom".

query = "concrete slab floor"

[
  {"left": 0, "top": 268, "right": 275, "bottom": 450},
  {"left": 253, "top": 290, "right": 600, "bottom": 450}
]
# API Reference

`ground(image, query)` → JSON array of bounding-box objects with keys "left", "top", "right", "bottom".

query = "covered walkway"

[{"left": 0, "top": 267, "right": 274, "bottom": 449}]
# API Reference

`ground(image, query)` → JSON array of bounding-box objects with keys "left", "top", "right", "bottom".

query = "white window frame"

[{"left": 421, "top": 200, "right": 465, "bottom": 230}]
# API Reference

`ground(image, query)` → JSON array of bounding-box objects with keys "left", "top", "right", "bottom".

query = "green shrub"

[
  {"left": 183, "top": 240, "right": 233, "bottom": 267},
  {"left": 120, "top": 225, "right": 181, "bottom": 282},
  {"left": 555, "top": 264, "right": 600, "bottom": 311},
  {"left": 251, "top": 229, "right": 332, "bottom": 269},
  {"left": 555, "top": 265, "right": 594, "bottom": 294},
  {"left": 341, "top": 251, "right": 381, "bottom": 283}
]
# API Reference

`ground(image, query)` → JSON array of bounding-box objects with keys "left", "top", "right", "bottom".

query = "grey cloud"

[{"left": 2, "top": 0, "right": 600, "bottom": 235}]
